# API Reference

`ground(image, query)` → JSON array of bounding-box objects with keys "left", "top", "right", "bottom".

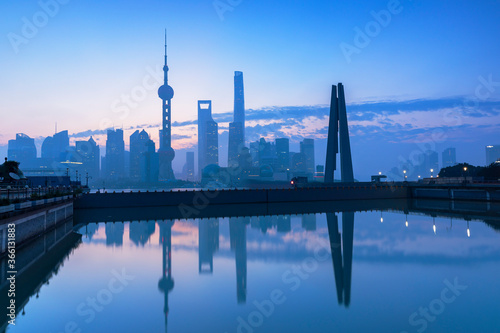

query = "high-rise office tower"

[
  {"left": 292, "top": 152, "right": 306, "bottom": 175},
  {"left": 8, "top": 133, "right": 37, "bottom": 168},
  {"left": 442, "top": 147, "right": 456, "bottom": 168},
  {"left": 486, "top": 145, "right": 500, "bottom": 165},
  {"left": 157, "top": 31, "right": 176, "bottom": 180},
  {"left": 183, "top": 152, "right": 195, "bottom": 181},
  {"left": 105, "top": 129, "right": 125, "bottom": 179},
  {"left": 275, "top": 138, "right": 290, "bottom": 172},
  {"left": 234, "top": 71, "right": 245, "bottom": 140},
  {"left": 228, "top": 122, "right": 244, "bottom": 167},
  {"left": 198, "top": 100, "right": 218, "bottom": 178},
  {"left": 301, "top": 138, "right": 315, "bottom": 177},
  {"left": 130, "top": 129, "right": 151, "bottom": 179},
  {"left": 42, "top": 130, "right": 69, "bottom": 162},
  {"left": 75, "top": 137, "right": 100, "bottom": 181},
  {"left": 228, "top": 71, "right": 246, "bottom": 167},
  {"left": 140, "top": 139, "right": 158, "bottom": 183}
]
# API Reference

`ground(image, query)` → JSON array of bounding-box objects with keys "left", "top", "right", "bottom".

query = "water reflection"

[
  {"left": 229, "top": 217, "right": 248, "bottom": 304},
  {"left": 158, "top": 220, "right": 174, "bottom": 333},
  {"left": 327, "top": 212, "right": 354, "bottom": 307},
  {"left": 105, "top": 223, "right": 124, "bottom": 247},
  {"left": 4, "top": 199, "right": 500, "bottom": 333},
  {"left": 0, "top": 220, "right": 81, "bottom": 332},
  {"left": 130, "top": 221, "right": 156, "bottom": 246},
  {"left": 199, "top": 218, "right": 219, "bottom": 274}
]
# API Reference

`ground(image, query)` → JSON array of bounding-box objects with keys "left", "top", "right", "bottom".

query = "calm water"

[{"left": 2, "top": 205, "right": 500, "bottom": 333}]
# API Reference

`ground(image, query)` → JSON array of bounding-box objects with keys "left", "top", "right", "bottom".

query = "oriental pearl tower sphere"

[{"left": 158, "top": 30, "right": 176, "bottom": 180}]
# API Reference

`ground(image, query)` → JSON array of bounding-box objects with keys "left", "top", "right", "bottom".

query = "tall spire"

[
  {"left": 164, "top": 29, "right": 169, "bottom": 84},
  {"left": 157, "top": 29, "right": 176, "bottom": 180}
]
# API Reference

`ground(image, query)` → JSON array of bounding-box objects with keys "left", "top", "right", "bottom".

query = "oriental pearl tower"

[{"left": 158, "top": 30, "right": 175, "bottom": 180}]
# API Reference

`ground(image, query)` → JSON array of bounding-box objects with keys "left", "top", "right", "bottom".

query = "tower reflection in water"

[
  {"left": 229, "top": 217, "right": 248, "bottom": 304},
  {"left": 158, "top": 220, "right": 174, "bottom": 333},
  {"left": 327, "top": 212, "right": 354, "bottom": 307},
  {"left": 198, "top": 218, "right": 219, "bottom": 274}
]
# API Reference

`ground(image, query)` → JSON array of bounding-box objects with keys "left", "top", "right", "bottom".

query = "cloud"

[{"left": 62, "top": 96, "right": 500, "bottom": 152}]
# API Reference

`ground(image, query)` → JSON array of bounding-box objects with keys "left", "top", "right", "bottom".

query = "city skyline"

[{"left": 1, "top": 0, "right": 500, "bottom": 180}]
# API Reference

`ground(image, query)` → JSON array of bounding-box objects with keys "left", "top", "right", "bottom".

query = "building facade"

[
  {"left": 198, "top": 100, "right": 219, "bottom": 178},
  {"left": 8, "top": 133, "right": 37, "bottom": 168},
  {"left": 130, "top": 129, "right": 151, "bottom": 179},
  {"left": 442, "top": 147, "right": 456, "bottom": 168},
  {"left": 105, "top": 129, "right": 125, "bottom": 179},
  {"left": 486, "top": 145, "right": 500, "bottom": 165}
]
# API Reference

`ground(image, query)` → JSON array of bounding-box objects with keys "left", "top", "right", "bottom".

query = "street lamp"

[
  {"left": 380, "top": 212, "right": 383, "bottom": 223},
  {"left": 467, "top": 221, "right": 470, "bottom": 238},
  {"left": 403, "top": 170, "right": 407, "bottom": 180},
  {"left": 405, "top": 214, "right": 408, "bottom": 227},
  {"left": 430, "top": 169, "right": 434, "bottom": 178}
]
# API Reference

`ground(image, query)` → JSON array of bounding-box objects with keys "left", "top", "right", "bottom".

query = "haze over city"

[
  {"left": 1, "top": 0, "right": 500, "bottom": 179},
  {"left": 2, "top": 2, "right": 500, "bottom": 333}
]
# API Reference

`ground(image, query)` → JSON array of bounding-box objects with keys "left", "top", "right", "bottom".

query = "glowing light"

[
  {"left": 405, "top": 221, "right": 408, "bottom": 227},
  {"left": 467, "top": 228, "right": 470, "bottom": 237},
  {"left": 433, "top": 224, "right": 436, "bottom": 234}
]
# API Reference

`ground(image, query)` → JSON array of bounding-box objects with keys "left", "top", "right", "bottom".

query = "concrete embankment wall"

[
  {"left": 0, "top": 201, "right": 73, "bottom": 255},
  {"left": 411, "top": 187, "right": 500, "bottom": 202},
  {"left": 74, "top": 185, "right": 409, "bottom": 209}
]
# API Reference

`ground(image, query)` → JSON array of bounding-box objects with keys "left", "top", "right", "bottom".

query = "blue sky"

[{"left": 1, "top": 0, "right": 500, "bottom": 178}]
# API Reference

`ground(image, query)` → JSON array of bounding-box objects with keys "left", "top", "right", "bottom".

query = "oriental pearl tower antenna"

[{"left": 158, "top": 29, "right": 176, "bottom": 180}]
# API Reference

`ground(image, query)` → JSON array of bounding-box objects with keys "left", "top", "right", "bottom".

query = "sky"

[{"left": 1, "top": 0, "right": 500, "bottom": 179}]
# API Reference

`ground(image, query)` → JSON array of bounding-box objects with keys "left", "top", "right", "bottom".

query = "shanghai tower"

[
  {"left": 157, "top": 30, "right": 175, "bottom": 180},
  {"left": 233, "top": 71, "right": 245, "bottom": 139},
  {"left": 228, "top": 71, "right": 245, "bottom": 167}
]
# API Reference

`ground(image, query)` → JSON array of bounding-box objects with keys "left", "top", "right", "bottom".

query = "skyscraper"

[
  {"left": 442, "top": 147, "right": 456, "bottom": 168},
  {"left": 275, "top": 138, "right": 290, "bottom": 172},
  {"left": 42, "top": 130, "right": 69, "bottom": 162},
  {"left": 105, "top": 129, "right": 124, "bottom": 179},
  {"left": 228, "top": 71, "right": 246, "bottom": 167},
  {"left": 301, "top": 138, "right": 315, "bottom": 177},
  {"left": 486, "top": 145, "right": 500, "bottom": 165},
  {"left": 130, "top": 129, "right": 151, "bottom": 179},
  {"left": 234, "top": 71, "right": 245, "bottom": 140},
  {"left": 8, "top": 133, "right": 37, "bottom": 168},
  {"left": 157, "top": 31, "right": 176, "bottom": 180},
  {"left": 198, "top": 100, "right": 218, "bottom": 178},
  {"left": 183, "top": 152, "right": 195, "bottom": 181},
  {"left": 75, "top": 137, "right": 100, "bottom": 182},
  {"left": 140, "top": 139, "right": 158, "bottom": 183},
  {"left": 228, "top": 122, "right": 244, "bottom": 167}
]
